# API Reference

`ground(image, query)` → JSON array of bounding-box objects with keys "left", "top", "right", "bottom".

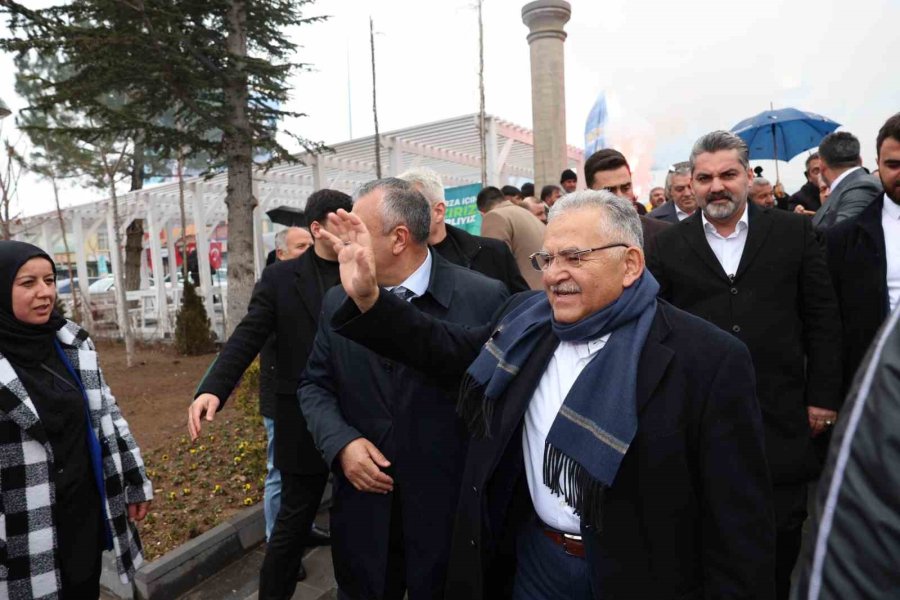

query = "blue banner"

[
  {"left": 443, "top": 183, "right": 482, "bottom": 235},
  {"left": 584, "top": 92, "right": 608, "bottom": 157}
]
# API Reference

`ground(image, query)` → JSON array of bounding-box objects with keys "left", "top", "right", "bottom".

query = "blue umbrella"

[{"left": 730, "top": 107, "right": 840, "bottom": 180}]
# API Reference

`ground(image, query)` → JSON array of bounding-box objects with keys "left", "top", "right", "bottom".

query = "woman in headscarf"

[{"left": 0, "top": 241, "right": 152, "bottom": 599}]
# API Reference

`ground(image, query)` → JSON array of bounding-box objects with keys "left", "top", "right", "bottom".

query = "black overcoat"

[
  {"left": 196, "top": 249, "right": 330, "bottom": 474},
  {"left": 332, "top": 291, "right": 776, "bottom": 599},
  {"left": 825, "top": 194, "right": 890, "bottom": 394},
  {"left": 299, "top": 251, "right": 508, "bottom": 600},
  {"left": 646, "top": 204, "right": 842, "bottom": 490}
]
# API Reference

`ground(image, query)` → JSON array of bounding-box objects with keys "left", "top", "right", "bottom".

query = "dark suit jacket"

[
  {"left": 789, "top": 181, "right": 822, "bottom": 212},
  {"left": 825, "top": 195, "right": 890, "bottom": 394},
  {"left": 196, "top": 250, "right": 330, "bottom": 474},
  {"left": 437, "top": 224, "right": 530, "bottom": 293},
  {"left": 332, "top": 292, "right": 775, "bottom": 600},
  {"left": 640, "top": 214, "right": 670, "bottom": 258},
  {"left": 646, "top": 205, "right": 842, "bottom": 492},
  {"left": 812, "top": 168, "right": 882, "bottom": 230},
  {"left": 647, "top": 200, "right": 680, "bottom": 224},
  {"left": 299, "top": 251, "right": 509, "bottom": 600}
]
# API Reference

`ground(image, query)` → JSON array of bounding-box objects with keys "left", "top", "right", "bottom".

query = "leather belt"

[{"left": 541, "top": 527, "right": 586, "bottom": 558}]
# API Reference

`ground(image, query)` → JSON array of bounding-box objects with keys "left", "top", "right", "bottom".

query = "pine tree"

[{"left": 2, "top": 0, "right": 327, "bottom": 337}]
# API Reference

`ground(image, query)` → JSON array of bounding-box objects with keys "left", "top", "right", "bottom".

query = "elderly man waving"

[{"left": 319, "top": 189, "right": 775, "bottom": 600}]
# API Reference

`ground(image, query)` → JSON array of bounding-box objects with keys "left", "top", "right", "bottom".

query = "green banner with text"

[{"left": 443, "top": 183, "right": 482, "bottom": 235}]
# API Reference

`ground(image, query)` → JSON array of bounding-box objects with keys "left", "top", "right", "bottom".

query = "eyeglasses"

[{"left": 529, "top": 243, "right": 629, "bottom": 271}]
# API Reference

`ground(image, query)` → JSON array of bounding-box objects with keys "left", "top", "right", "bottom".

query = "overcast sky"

[{"left": 2, "top": 0, "right": 898, "bottom": 217}]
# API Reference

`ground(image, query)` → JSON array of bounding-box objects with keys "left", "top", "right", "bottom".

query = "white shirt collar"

[
  {"left": 884, "top": 194, "right": 900, "bottom": 220},
  {"left": 675, "top": 206, "right": 691, "bottom": 221},
  {"left": 388, "top": 249, "right": 432, "bottom": 298},
  {"left": 701, "top": 202, "right": 749, "bottom": 237},
  {"left": 829, "top": 166, "right": 862, "bottom": 192}
]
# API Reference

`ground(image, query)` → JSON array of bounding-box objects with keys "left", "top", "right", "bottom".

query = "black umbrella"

[{"left": 266, "top": 205, "right": 307, "bottom": 227}]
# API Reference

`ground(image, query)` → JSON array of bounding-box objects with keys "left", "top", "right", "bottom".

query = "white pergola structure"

[{"left": 11, "top": 113, "right": 584, "bottom": 340}]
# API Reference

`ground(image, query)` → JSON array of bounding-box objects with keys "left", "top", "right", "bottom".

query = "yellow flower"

[
  {"left": 199, "top": 445, "right": 206, "bottom": 451},
  {"left": 167, "top": 491, "right": 176, "bottom": 500},
  {"left": 213, "top": 484, "right": 223, "bottom": 494},
  {"left": 243, "top": 483, "right": 252, "bottom": 491},
  {"left": 189, "top": 448, "right": 197, "bottom": 455},
  {"left": 182, "top": 488, "right": 191, "bottom": 496},
  {"left": 162, "top": 454, "right": 169, "bottom": 461},
  {"left": 243, "top": 497, "right": 253, "bottom": 506},
  {"left": 233, "top": 456, "right": 242, "bottom": 465}
]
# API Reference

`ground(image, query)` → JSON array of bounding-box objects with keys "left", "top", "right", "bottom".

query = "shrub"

[{"left": 174, "top": 281, "right": 215, "bottom": 355}]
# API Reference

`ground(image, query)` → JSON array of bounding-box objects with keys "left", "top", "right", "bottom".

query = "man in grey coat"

[
  {"left": 812, "top": 131, "right": 883, "bottom": 230},
  {"left": 793, "top": 304, "right": 900, "bottom": 599}
]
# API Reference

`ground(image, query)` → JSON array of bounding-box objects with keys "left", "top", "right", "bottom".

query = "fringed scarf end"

[{"left": 543, "top": 442, "right": 607, "bottom": 531}]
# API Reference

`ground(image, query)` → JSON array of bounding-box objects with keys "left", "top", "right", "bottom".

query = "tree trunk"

[
  {"left": 124, "top": 138, "right": 145, "bottom": 292},
  {"left": 222, "top": 0, "right": 255, "bottom": 338},
  {"left": 50, "top": 176, "right": 85, "bottom": 325},
  {"left": 109, "top": 181, "right": 135, "bottom": 367}
]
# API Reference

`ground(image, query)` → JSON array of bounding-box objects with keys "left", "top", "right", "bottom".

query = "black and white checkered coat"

[{"left": 0, "top": 321, "right": 153, "bottom": 599}]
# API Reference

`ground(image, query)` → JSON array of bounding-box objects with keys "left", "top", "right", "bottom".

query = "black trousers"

[
  {"left": 258, "top": 470, "right": 329, "bottom": 600},
  {"left": 60, "top": 549, "right": 101, "bottom": 600},
  {"left": 774, "top": 483, "right": 808, "bottom": 600}
]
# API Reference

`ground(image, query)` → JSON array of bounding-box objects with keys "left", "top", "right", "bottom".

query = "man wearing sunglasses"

[{"left": 317, "top": 189, "right": 774, "bottom": 600}]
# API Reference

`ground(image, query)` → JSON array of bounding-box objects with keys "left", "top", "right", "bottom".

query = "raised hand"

[{"left": 319, "top": 209, "right": 380, "bottom": 311}]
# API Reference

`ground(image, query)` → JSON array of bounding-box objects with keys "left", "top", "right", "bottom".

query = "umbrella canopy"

[
  {"left": 266, "top": 205, "right": 306, "bottom": 227},
  {"left": 731, "top": 108, "right": 840, "bottom": 162}
]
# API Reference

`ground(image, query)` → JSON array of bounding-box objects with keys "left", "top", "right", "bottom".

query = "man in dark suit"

[
  {"left": 648, "top": 161, "right": 697, "bottom": 224},
  {"left": 825, "top": 112, "right": 900, "bottom": 395},
  {"left": 645, "top": 130, "right": 842, "bottom": 599},
  {"left": 187, "top": 189, "right": 353, "bottom": 599},
  {"left": 299, "top": 178, "right": 508, "bottom": 600},
  {"left": 812, "top": 131, "right": 883, "bottom": 230},
  {"left": 583, "top": 148, "right": 670, "bottom": 255},
  {"left": 788, "top": 153, "right": 823, "bottom": 214},
  {"left": 319, "top": 189, "right": 774, "bottom": 599},
  {"left": 399, "top": 167, "right": 529, "bottom": 293}
]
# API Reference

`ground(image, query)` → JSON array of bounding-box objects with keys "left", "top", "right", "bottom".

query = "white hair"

[
  {"left": 750, "top": 177, "right": 772, "bottom": 188},
  {"left": 398, "top": 167, "right": 445, "bottom": 205},
  {"left": 274, "top": 226, "right": 304, "bottom": 251},
  {"left": 548, "top": 189, "right": 644, "bottom": 249}
]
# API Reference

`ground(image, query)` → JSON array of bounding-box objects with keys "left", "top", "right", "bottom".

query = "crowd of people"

[
  {"left": 1, "top": 111, "right": 897, "bottom": 600},
  {"left": 186, "top": 111, "right": 898, "bottom": 600}
]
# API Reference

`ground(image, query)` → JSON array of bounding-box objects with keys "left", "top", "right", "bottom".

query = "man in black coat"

[
  {"left": 188, "top": 189, "right": 353, "bottom": 600},
  {"left": 788, "top": 153, "right": 823, "bottom": 214},
  {"left": 645, "top": 130, "right": 842, "bottom": 600},
  {"left": 825, "top": 112, "right": 900, "bottom": 394},
  {"left": 399, "top": 167, "right": 529, "bottom": 293},
  {"left": 299, "top": 178, "right": 508, "bottom": 600},
  {"left": 319, "top": 189, "right": 774, "bottom": 599}
]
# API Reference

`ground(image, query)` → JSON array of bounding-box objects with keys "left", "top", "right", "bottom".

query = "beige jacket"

[{"left": 480, "top": 201, "right": 546, "bottom": 290}]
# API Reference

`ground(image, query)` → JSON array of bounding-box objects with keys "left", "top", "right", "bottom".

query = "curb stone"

[{"left": 100, "top": 503, "right": 265, "bottom": 600}]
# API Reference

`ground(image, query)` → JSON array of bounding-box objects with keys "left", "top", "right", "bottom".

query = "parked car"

[{"left": 88, "top": 275, "right": 116, "bottom": 293}]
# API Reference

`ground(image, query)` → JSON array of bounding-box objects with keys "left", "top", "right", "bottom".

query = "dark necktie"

[{"left": 391, "top": 286, "right": 416, "bottom": 302}]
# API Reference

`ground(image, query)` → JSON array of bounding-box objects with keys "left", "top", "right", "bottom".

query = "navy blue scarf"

[{"left": 459, "top": 271, "right": 659, "bottom": 529}]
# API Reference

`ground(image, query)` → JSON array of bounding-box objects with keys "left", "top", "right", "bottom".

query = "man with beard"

[
  {"left": 646, "top": 130, "right": 842, "bottom": 600},
  {"left": 824, "top": 112, "right": 900, "bottom": 395},
  {"left": 749, "top": 177, "right": 777, "bottom": 209},
  {"left": 648, "top": 161, "right": 696, "bottom": 223},
  {"left": 648, "top": 186, "right": 666, "bottom": 209}
]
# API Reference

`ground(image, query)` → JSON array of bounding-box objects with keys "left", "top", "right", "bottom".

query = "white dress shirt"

[
  {"left": 828, "top": 166, "right": 862, "bottom": 192},
  {"left": 386, "top": 250, "right": 432, "bottom": 300},
  {"left": 883, "top": 195, "right": 900, "bottom": 312},
  {"left": 701, "top": 204, "right": 750, "bottom": 277},
  {"left": 676, "top": 207, "right": 692, "bottom": 222},
  {"left": 523, "top": 333, "right": 610, "bottom": 534}
]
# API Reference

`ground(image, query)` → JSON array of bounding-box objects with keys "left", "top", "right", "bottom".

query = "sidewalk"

[{"left": 176, "top": 512, "right": 337, "bottom": 600}]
